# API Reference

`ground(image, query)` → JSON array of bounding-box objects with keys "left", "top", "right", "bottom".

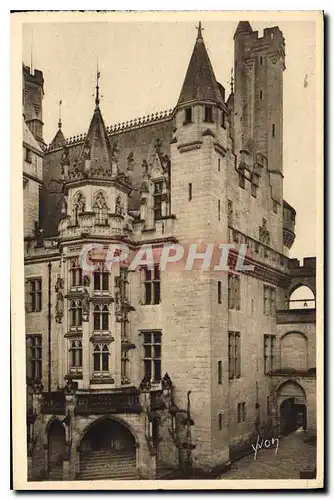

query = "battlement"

[
  {"left": 44, "top": 108, "right": 173, "bottom": 154},
  {"left": 23, "top": 64, "right": 44, "bottom": 87},
  {"left": 235, "top": 23, "right": 285, "bottom": 55},
  {"left": 288, "top": 257, "right": 316, "bottom": 271}
]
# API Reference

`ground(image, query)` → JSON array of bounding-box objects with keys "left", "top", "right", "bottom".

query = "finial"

[
  {"left": 95, "top": 60, "right": 100, "bottom": 107},
  {"left": 230, "top": 67, "right": 234, "bottom": 93},
  {"left": 58, "top": 100, "right": 62, "bottom": 129},
  {"left": 196, "top": 21, "right": 204, "bottom": 40}
]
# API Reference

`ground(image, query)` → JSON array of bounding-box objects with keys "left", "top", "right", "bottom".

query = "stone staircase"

[
  {"left": 79, "top": 449, "right": 140, "bottom": 480},
  {"left": 48, "top": 462, "right": 63, "bottom": 481}
]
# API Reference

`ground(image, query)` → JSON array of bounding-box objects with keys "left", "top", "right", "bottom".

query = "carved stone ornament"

[
  {"left": 55, "top": 291, "right": 64, "bottom": 323},
  {"left": 127, "top": 151, "right": 135, "bottom": 172},
  {"left": 82, "top": 275, "right": 90, "bottom": 287},
  {"left": 115, "top": 194, "right": 124, "bottom": 216},
  {"left": 82, "top": 288, "right": 90, "bottom": 318}
]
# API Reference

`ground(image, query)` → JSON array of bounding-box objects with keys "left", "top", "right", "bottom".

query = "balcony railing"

[{"left": 74, "top": 389, "right": 142, "bottom": 415}]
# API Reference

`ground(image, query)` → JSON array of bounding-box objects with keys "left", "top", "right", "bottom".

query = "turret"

[
  {"left": 233, "top": 22, "right": 285, "bottom": 201},
  {"left": 58, "top": 71, "right": 133, "bottom": 240},
  {"left": 23, "top": 64, "right": 45, "bottom": 148}
]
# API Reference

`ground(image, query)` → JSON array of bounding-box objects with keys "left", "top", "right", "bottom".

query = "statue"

[
  {"left": 82, "top": 275, "right": 90, "bottom": 287},
  {"left": 55, "top": 275, "right": 64, "bottom": 293},
  {"left": 142, "top": 159, "right": 149, "bottom": 177},
  {"left": 127, "top": 151, "right": 135, "bottom": 172},
  {"left": 82, "top": 287, "right": 90, "bottom": 317},
  {"left": 55, "top": 291, "right": 64, "bottom": 323},
  {"left": 115, "top": 194, "right": 124, "bottom": 216},
  {"left": 111, "top": 140, "right": 119, "bottom": 161},
  {"left": 83, "top": 139, "right": 91, "bottom": 160}
]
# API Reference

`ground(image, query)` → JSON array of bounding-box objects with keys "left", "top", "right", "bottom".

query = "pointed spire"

[
  {"left": 58, "top": 100, "right": 62, "bottom": 129},
  {"left": 196, "top": 21, "right": 204, "bottom": 40},
  {"left": 95, "top": 60, "right": 100, "bottom": 108},
  {"left": 50, "top": 99, "right": 65, "bottom": 147},
  {"left": 73, "top": 71, "right": 114, "bottom": 177},
  {"left": 177, "top": 23, "right": 223, "bottom": 106}
]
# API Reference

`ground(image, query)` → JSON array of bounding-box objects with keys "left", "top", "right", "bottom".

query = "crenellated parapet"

[{"left": 44, "top": 109, "right": 173, "bottom": 154}]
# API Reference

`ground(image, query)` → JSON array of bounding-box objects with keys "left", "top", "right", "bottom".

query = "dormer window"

[
  {"left": 184, "top": 107, "right": 192, "bottom": 124},
  {"left": 204, "top": 105, "right": 213, "bottom": 123}
]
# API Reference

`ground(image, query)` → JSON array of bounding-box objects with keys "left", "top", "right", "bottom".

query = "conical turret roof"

[
  {"left": 177, "top": 22, "right": 223, "bottom": 106},
  {"left": 234, "top": 21, "right": 253, "bottom": 38},
  {"left": 50, "top": 128, "right": 66, "bottom": 148}
]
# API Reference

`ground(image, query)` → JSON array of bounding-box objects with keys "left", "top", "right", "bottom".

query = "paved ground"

[{"left": 220, "top": 429, "right": 316, "bottom": 479}]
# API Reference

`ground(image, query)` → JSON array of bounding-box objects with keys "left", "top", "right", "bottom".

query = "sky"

[{"left": 22, "top": 15, "right": 319, "bottom": 260}]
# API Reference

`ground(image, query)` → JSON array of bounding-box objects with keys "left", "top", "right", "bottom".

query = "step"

[{"left": 79, "top": 469, "right": 139, "bottom": 480}]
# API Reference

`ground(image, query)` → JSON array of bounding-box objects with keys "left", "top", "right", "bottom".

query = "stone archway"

[
  {"left": 276, "top": 381, "right": 307, "bottom": 435},
  {"left": 47, "top": 418, "right": 66, "bottom": 480},
  {"left": 78, "top": 417, "right": 138, "bottom": 480}
]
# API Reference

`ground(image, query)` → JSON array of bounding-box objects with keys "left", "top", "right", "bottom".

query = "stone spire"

[
  {"left": 67, "top": 69, "right": 116, "bottom": 180},
  {"left": 177, "top": 21, "right": 223, "bottom": 106},
  {"left": 50, "top": 100, "right": 65, "bottom": 147}
]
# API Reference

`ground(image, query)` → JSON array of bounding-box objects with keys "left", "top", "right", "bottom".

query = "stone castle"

[{"left": 23, "top": 21, "right": 316, "bottom": 480}]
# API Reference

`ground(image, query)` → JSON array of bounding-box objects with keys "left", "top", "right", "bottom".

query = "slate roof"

[{"left": 177, "top": 25, "right": 223, "bottom": 106}]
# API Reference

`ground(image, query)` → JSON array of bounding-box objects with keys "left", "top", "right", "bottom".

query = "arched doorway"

[
  {"left": 79, "top": 417, "right": 137, "bottom": 480},
  {"left": 47, "top": 419, "right": 66, "bottom": 480},
  {"left": 277, "top": 381, "right": 307, "bottom": 435}
]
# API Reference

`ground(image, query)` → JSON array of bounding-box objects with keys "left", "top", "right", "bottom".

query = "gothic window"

[
  {"left": 260, "top": 89, "right": 263, "bottom": 100},
  {"left": 264, "top": 334, "right": 276, "bottom": 373},
  {"left": 263, "top": 285, "right": 276, "bottom": 316},
  {"left": 143, "top": 331, "right": 161, "bottom": 382},
  {"left": 153, "top": 181, "right": 163, "bottom": 221},
  {"left": 184, "top": 107, "right": 192, "bottom": 124},
  {"left": 93, "top": 344, "right": 110, "bottom": 372},
  {"left": 26, "top": 335, "right": 42, "bottom": 380},
  {"left": 93, "top": 262, "right": 109, "bottom": 291},
  {"left": 69, "top": 340, "right": 82, "bottom": 368},
  {"left": 204, "top": 105, "right": 213, "bottom": 123},
  {"left": 70, "top": 259, "right": 82, "bottom": 287},
  {"left": 26, "top": 278, "right": 42, "bottom": 313},
  {"left": 228, "top": 274, "right": 240, "bottom": 310},
  {"left": 237, "top": 402, "right": 246, "bottom": 423},
  {"left": 142, "top": 265, "right": 160, "bottom": 305},
  {"left": 93, "top": 191, "right": 109, "bottom": 225},
  {"left": 272, "top": 123, "right": 276, "bottom": 137},
  {"left": 69, "top": 300, "right": 82, "bottom": 327},
  {"left": 229, "top": 331, "right": 241, "bottom": 379},
  {"left": 73, "top": 191, "right": 86, "bottom": 225},
  {"left": 93, "top": 304, "right": 109, "bottom": 331}
]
